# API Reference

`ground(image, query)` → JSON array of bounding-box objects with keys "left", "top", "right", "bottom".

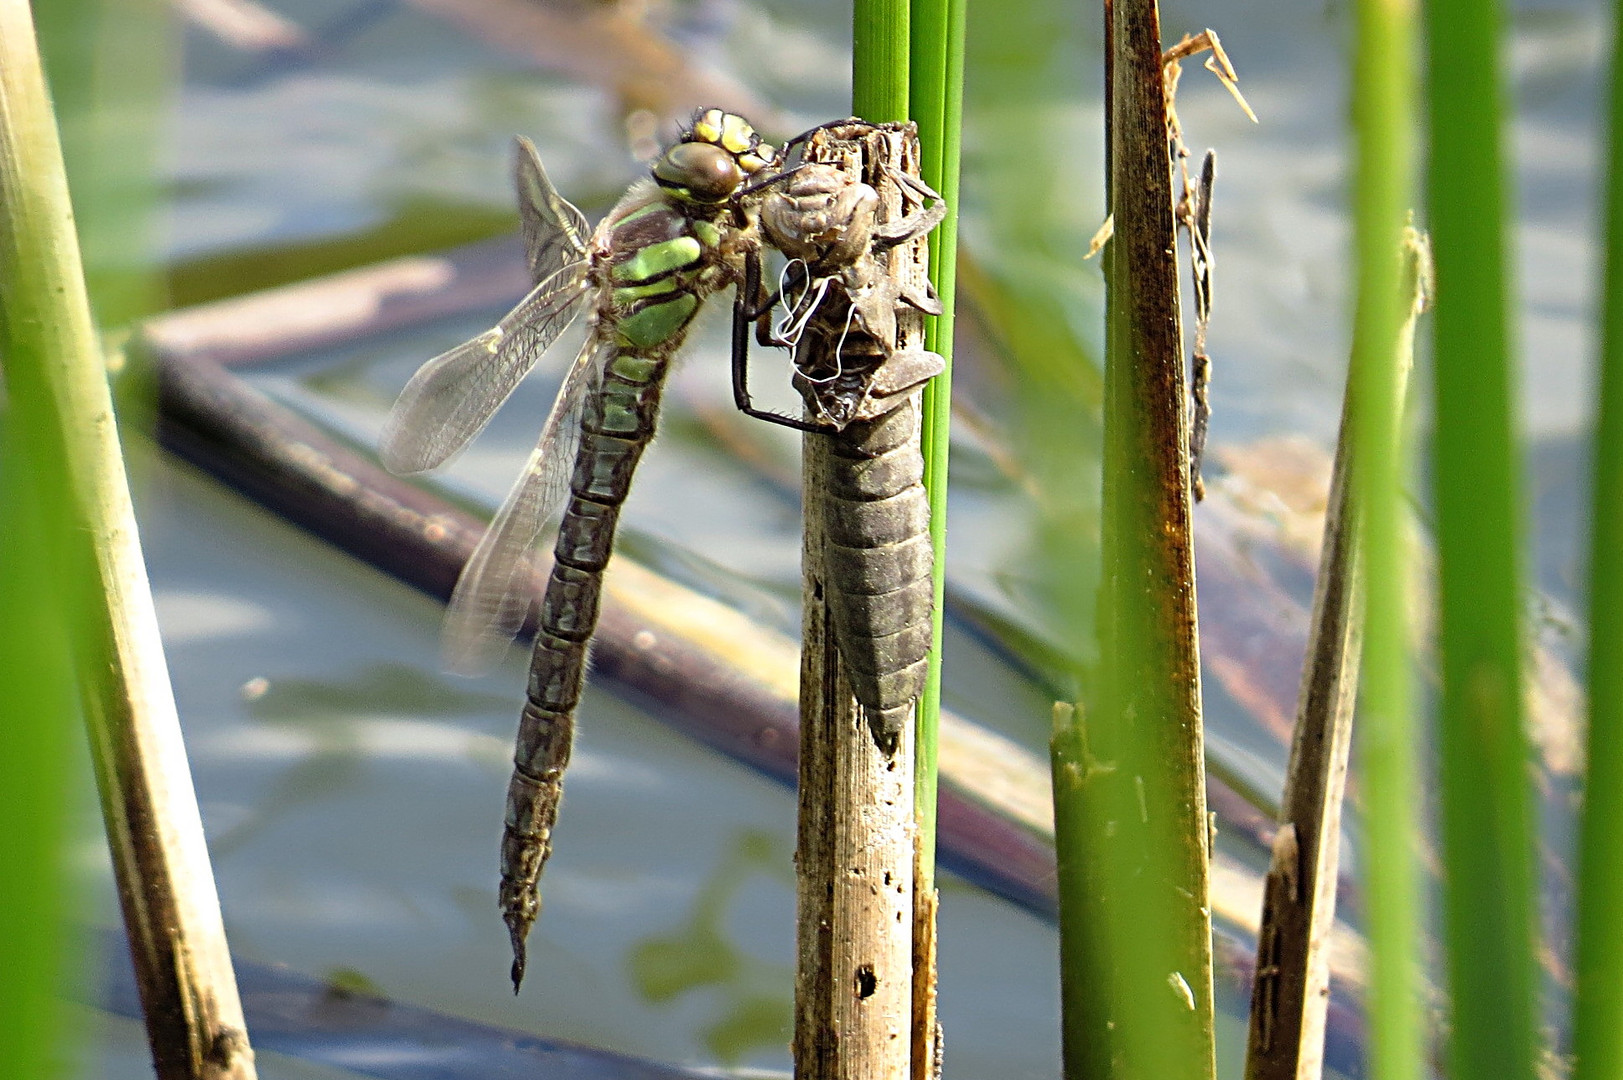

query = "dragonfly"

[
  {"left": 738, "top": 120, "right": 948, "bottom": 751},
  {"left": 378, "top": 109, "right": 785, "bottom": 991}
]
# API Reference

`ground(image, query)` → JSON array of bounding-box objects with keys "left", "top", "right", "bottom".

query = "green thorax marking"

[
  {"left": 614, "top": 277, "right": 681, "bottom": 302},
  {"left": 614, "top": 292, "right": 699, "bottom": 350},
  {"left": 611, "top": 236, "right": 702, "bottom": 284},
  {"left": 602, "top": 194, "right": 725, "bottom": 351},
  {"left": 691, "top": 219, "right": 722, "bottom": 249}
]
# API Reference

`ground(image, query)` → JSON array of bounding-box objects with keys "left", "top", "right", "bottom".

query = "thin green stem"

[
  {"left": 1424, "top": 0, "right": 1538, "bottom": 1075},
  {"left": 1572, "top": 1, "right": 1623, "bottom": 1077},
  {"left": 0, "top": 446, "right": 79, "bottom": 1080},
  {"left": 853, "top": 0, "right": 910, "bottom": 122},
  {"left": 908, "top": 0, "right": 963, "bottom": 913},
  {"left": 1350, "top": 0, "right": 1423, "bottom": 1076}
]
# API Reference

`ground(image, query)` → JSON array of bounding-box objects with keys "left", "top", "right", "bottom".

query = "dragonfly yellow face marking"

[
  {"left": 690, "top": 107, "right": 726, "bottom": 145},
  {"left": 718, "top": 112, "right": 756, "bottom": 154}
]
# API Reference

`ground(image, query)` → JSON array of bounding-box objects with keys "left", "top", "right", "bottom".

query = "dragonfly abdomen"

[
  {"left": 500, "top": 348, "right": 674, "bottom": 987},
  {"left": 499, "top": 697, "right": 573, "bottom": 987},
  {"left": 821, "top": 398, "right": 934, "bottom": 743}
]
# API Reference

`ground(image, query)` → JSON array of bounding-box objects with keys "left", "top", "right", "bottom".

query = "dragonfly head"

[{"left": 652, "top": 108, "right": 779, "bottom": 208}]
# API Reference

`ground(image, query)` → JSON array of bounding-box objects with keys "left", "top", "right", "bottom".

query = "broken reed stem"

[
  {"left": 797, "top": 439, "right": 917, "bottom": 1080},
  {"left": 794, "top": 124, "right": 930, "bottom": 1080},
  {"left": 0, "top": 4, "right": 256, "bottom": 1077},
  {"left": 1244, "top": 229, "right": 1429, "bottom": 1080},
  {"left": 1053, "top": 0, "right": 1216, "bottom": 1075}
]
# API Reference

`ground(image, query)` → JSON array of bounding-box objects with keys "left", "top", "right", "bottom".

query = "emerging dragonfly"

[
  {"left": 381, "top": 111, "right": 948, "bottom": 992},
  {"left": 379, "top": 109, "right": 783, "bottom": 991},
  {"left": 740, "top": 120, "right": 947, "bottom": 749}
]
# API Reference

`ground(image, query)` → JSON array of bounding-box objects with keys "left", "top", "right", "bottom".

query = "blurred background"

[{"left": 44, "top": 0, "right": 1601, "bottom": 1075}]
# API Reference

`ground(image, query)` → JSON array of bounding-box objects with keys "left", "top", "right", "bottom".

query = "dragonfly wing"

[
  {"left": 379, "top": 263, "right": 590, "bottom": 475},
  {"left": 514, "top": 135, "right": 592, "bottom": 288},
  {"left": 440, "top": 334, "right": 613, "bottom": 674}
]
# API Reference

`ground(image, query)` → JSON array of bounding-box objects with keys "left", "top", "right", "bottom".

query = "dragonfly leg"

[
  {"left": 738, "top": 159, "right": 809, "bottom": 200},
  {"left": 772, "top": 118, "right": 864, "bottom": 169},
  {"left": 739, "top": 252, "right": 812, "bottom": 348},
  {"left": 731, "top": 250, "right": 847, "bottom": 434},
  {"left": 871, "top": 167, "right": 948, "bottom": 250}
]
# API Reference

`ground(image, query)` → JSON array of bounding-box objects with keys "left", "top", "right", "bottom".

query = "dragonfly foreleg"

[
  {"left": 869, "top": 167, "right": 948, "bottom": 253},
  {"left": 771, "top": 116, "right": 871, "bottom": 169},
  {"left": 730, "top": 249, "right": 847, "bottom": 434}
]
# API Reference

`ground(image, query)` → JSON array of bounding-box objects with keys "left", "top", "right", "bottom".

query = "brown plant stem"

[
  {"left": 1244, "top": 229, "right": 1429, "bottom": 1080},
  {"left": 1054, "top": 0, "right": 1215, "bottom": 1074},
  {"left": 791, "top": 122, "right": 931, "bottom": 1080},
  {"left": 0, "top": 3, "right": 255, "bottom": 1076}
]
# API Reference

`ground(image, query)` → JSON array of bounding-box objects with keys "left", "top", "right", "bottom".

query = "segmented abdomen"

[
  {"left": 497, "top": 190, "right": 728, "bottom": 989},
  {"left": 498, "top": 344, "right": 671, "bottom": 987},
  {"left": 822, "top": 396, "right": 934, "bottom": 743}
]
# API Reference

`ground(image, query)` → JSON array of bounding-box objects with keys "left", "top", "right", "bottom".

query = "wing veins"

[
  {"left": 515, "top": 135, "right": 592, "bottom": 288},
  {"left": 378, "top": 261, "right": 589, "bottom": 475},
  {"left": 440, "top": 335, "right": 613, "bottom": 673}
]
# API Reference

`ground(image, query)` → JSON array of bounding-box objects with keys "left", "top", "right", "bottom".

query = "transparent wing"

[
  {"left": 514, "top": 135, "right": 592, "bottom": 288},
  {"left": 379, "top": 261, "right": 590, "bottom": 475},
  {"left": 440, "top": 334, "right": 614, "bottom": 674}
]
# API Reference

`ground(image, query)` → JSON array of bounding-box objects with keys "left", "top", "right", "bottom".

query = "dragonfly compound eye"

[{"left": 654, "top": 142, "right": 745, "bottom": 204}]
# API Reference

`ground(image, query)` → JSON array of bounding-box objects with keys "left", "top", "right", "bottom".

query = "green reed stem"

[
  {"left": 1055, "top": 1, "right": 1214, "bottom": 1076},
  {"left": 0, "top": 1, "right": 255, "bottom": 1073},
  {"left": 1572, "top": 2, "right": 1623, "bottom": 1076},
  {"left": 0, "top": 451, "right": 80, "bottom": 1075},
  {"left": 35, "top": 0, "right": 171, "bottom": 330},
  {"left": 908, "top": 0, "right": 963, "bottom": 920},
  {"left": 853, "top": 0, "right": 910, "bottom": 122},
  {"left": 0, "top": 7, "right": 101, "bottom": 1073},
  {"left": 0, "top": 4, "right": 172, "bottom": 1074},
  {"left": 1349, "top": 0, "right": 1423, "bottom": 1078},
  {"left": 1423, "top": 0, "right": 1538, "bottom": 1076}
]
